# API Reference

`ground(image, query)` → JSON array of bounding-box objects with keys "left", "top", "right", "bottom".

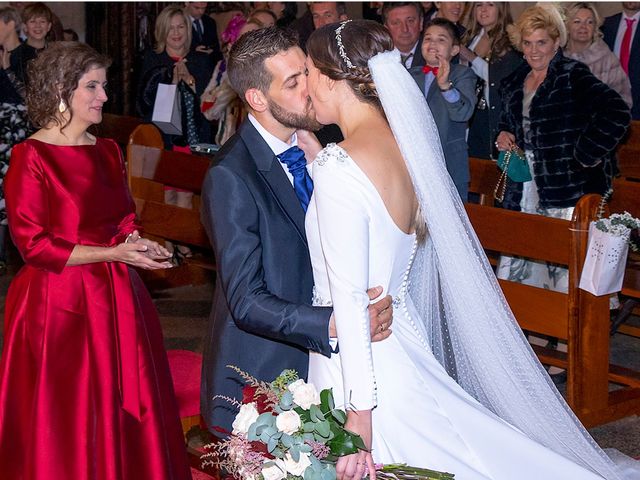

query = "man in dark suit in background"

[
  {"left": 200, "top": 27, "right": 393, "bottom": 434},
  {"left": 383, "top": 2, "right": 426, "bottom": 69},
  {"left": 602, "top": 2, "right": 640, "bottom": 119},
  {"left": 185, "top": 2, "right": 222, "bottom": 67}
]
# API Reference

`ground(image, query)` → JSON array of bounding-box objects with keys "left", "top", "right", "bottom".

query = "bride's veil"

[{"left": 368, "top": 49, "right": 628, "bottom": 479}]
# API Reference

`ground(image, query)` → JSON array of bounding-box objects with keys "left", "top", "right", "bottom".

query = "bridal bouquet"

[{"left": 202, "top": 366, "right": 454, "bottom": 480}]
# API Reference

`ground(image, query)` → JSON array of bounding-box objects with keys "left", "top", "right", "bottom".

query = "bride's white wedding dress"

[{"left": 306, "top": 144, "right": 604, "bottom": 479}]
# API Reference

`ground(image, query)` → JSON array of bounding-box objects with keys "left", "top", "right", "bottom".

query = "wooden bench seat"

[
  {"left": 465, "top": 195, "right": 640, "bottom": 427},
  {"left": 127, "top": 124, "right": 215, "bottom": 288}
]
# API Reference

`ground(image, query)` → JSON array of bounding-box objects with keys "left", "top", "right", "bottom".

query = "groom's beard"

[{"left": 267, "top": 96, "right": 322, "bottom": 132}]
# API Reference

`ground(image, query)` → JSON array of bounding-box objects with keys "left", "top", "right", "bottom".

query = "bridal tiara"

[{"left": 335, "top": 20, "right": 355, "bottom": 69}]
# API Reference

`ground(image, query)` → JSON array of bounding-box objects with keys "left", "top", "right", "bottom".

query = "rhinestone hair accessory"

[{"left": 335, "top": 20, "right": 355, "bottom": 69}]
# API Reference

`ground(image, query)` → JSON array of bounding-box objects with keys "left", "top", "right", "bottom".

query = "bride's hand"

[
  {"left": 296, "top": 129, "right": 323, "bottom": 162},
  {"left": 337, "top": 410, "right": 376, "bottom": 480}
]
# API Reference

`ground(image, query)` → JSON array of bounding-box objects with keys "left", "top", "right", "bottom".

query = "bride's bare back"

[{"left": 339, "top": 120, "right": 418, "bottom": 235}]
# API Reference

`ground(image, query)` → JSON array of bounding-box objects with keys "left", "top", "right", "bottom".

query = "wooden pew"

[
  {"left": 468, "top": 156, "right": 500, "bottom": 206},
  {"left": 465, "top": 195, "right": 640, "bottom": 427},
  {"left": 127, "top": 124, "right": 215, "bottom": 289},
  {"left": 617, "top": 119, "right": 640, "bottom": 180},
  {"left": 609, "top": 177, "right": 640, "bottom": 337}
]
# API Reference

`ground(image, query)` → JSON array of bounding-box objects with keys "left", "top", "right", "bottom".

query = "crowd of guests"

[
  {"left": 0, "top": 2, "right": 636, "bottom": 478},
  {"left": 129, "top": 2, "right": 637, "bottom": 204},
  {"left": 0, "top": 1, "right": 637, "bottom": 265}
]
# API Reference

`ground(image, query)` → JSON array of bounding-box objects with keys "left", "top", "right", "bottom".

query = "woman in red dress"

[{"left": 0, "top": 42, "right": 191, "bottom": 479}]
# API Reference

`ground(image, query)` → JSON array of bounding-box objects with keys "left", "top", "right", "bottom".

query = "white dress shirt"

[
  {"left": 396, "top": 40, "right": 420, "bottom": 68},
  {"left": 248, "top": 114, "right": 298, "bottom": 186}
]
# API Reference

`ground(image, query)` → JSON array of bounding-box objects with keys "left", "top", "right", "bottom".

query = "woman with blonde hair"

[
  {"left": 460, "top": 2, "right": 523, "bottom": 159},
  {"left": 564, "top": 2, "right": 632, "bottom": 108},
  {"left": 495, "top": 5, "right": 629, "bottom": 290},
  {"left": 137, "top": 4, "right": 213, "bottom": 148},
  {"left": 137, "top": 5, "right": 214, "bottom": 259}
]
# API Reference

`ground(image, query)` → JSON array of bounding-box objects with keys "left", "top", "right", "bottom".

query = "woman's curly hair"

[
  {"left": 306, "top": 20, "right": 394, "bottom": 116},
  {"left": 26, "top": 42, "right": 111, "bottom": 130}
]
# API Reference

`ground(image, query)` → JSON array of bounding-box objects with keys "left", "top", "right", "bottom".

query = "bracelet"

[{"left": 439, "top": 81, "right": 454, "bottom": 92}]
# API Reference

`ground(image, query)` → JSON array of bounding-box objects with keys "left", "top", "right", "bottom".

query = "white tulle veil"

[{"left": 367, "top": 49, "right": 634, "bottom": 479}]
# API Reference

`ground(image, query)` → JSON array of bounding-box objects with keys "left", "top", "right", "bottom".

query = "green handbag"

[
  {"left": 494, "top": 147, "right": 532, "bottom": 202},
  {"left": 496, "top": 147, "right": 531, "bottom": 182}
]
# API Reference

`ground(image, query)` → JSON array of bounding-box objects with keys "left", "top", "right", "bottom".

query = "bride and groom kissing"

[{"left": 200, "top": 20, "right": 636, "bottom": 480}]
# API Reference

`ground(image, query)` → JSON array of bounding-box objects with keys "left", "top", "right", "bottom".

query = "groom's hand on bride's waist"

[{"left": 327, "top": 286, "right": 393, "bottom": 342}]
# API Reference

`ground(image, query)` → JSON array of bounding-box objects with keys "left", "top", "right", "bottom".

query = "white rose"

[
  {"left": 282, "top": 452, "right": 312, "bottom": 476},
  {"left": 262, "top": 461, "right": 287, "bottom": 480},
  {"left": 232, "top": 402, "right": 259, "bottom": 435},
  {"left": 275, "top": 410, "right": 301, "bottom": 435},
  {"left": 287, "top": 379, "right": 306, "bottom": 394},
  {"left": 291, "top": 383, "right": 321, "bottom": 409}
]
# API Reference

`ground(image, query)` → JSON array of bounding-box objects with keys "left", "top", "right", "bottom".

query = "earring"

[
  {"left": 58, "top": 98, "right": 67, "bottom": 113},
  {"left": 523, "top": 54, "right": 527, "bottom": 60}
]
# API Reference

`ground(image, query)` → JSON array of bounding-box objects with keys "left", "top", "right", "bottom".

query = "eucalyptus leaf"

[
  {"left": 281, "top": 433, "right": 294, "bottom": 448},
  {"left": 310, "top": 404, "right": 324, "bottom": 422},
  {"left": 331, "top": 409, "right": 346, "bottom": 424},
  {"left": 280, "top": 391, "right": 294, "bottom": 410},
  {"left": 267, "top": 435, "right": 279, "bottom": 453},
  {"left": 315, "top": 420, "right": 331, "bottom": 438},
  {"left": 310, "top": 455, "right": 322, "bottom": 469},
  {"left": 320, "top": 389, "right": 335, "bottom": 413},
  {"left": 305, "top": 468, "right": 321, "bottom": 480},
  {"left": 304, "top": 422, "right": 316, "bottom": 433},
  {"left": 290, "top": 445, "right": 300, "bottom": 462},
  {"left": 299, "top": 443, "right": 313, "bottom": 453},
  {"left": 321, "top": 466, "right": 336, "bottom": 480},
  {"left": 247, "top": 422, "right": 259, "bottom": 441},
  {"left": 271, "top": 447, "right": 285, "bottom": 458},
  {"left": 256, "top": 412, "right": 275, "bottom": 427}
]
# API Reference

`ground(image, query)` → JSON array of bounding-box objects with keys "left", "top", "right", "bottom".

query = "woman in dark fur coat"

[{"left": 495, "top": 4, "right": 630, "bottom": 295}]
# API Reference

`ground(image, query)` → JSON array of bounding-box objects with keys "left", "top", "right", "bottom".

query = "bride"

[{"left": 301, "top": 19, "right": 638, "bottom": 480}]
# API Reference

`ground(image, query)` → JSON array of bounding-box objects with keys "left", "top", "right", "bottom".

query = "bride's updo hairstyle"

[{"left": 306, "top": 19, "right": 393, "bottom": 115}]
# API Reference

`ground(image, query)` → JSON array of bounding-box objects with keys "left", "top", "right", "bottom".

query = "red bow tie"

[{"left": 422, "top": 65, "right": 439, "bottom": 75}]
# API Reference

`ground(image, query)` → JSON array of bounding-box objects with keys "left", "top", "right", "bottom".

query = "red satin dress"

[{"left": 0, "top": 138, "right": 191, "bottom": 479}]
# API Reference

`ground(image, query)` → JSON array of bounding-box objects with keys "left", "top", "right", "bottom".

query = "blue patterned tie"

[{"left": 278, "top": 146, "right": 313, "bottom": 212}]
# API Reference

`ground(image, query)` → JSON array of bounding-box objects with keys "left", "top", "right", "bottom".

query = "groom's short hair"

[{"left": 228, "top": 27, "right": 300, "bottom": 102}]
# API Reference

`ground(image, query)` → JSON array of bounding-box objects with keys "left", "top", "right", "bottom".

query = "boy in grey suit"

[{"left": 410, "top": 18, "right": 477, "bottom": 200}]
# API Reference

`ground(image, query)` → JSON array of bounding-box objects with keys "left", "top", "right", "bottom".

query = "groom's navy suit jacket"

[{"left": 200, "top": 120, "right": 332, "bottom": 434}]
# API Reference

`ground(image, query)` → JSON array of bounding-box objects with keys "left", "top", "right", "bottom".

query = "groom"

[{"left": 200, "top": 27, "right": 393, "bottom": 434}]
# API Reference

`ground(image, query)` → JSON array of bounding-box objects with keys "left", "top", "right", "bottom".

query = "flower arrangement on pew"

[
  {"left": 202, "top": 366, "right": 454, "bottom": 480},
  {"left": 595, "top": 189, "right": 640, "bottom": 252},
  {"left": 579, "top": 191, "right": 640, "bottom": 296}
]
